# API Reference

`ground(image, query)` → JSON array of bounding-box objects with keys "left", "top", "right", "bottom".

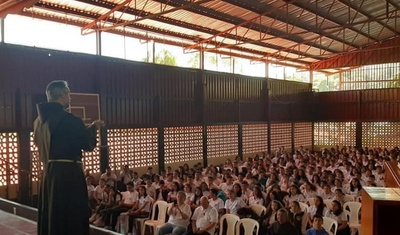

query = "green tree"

[
  {"left": 387, "top": 73, "right": 400, "bottom": 88},
  {"left": 155, "top": 49, "right": 177, "bottom": 66},
  {"left": 142, "top": 49, "right": 177, "bottom": 66}
]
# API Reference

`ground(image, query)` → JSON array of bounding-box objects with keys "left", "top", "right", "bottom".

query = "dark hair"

[
  {"left": 313, "top": 214, "right": 324, "bottom": 221},
  {"left": 233, "top": 183, "right": 242, "bottom": 197},
  {"left": 331, "top": 200, "right": 343, "bottom": 216},
  {"left": 315, "top": 196, "right": 326, "bottom": 216},
  {"left": 184, "top": 183, "right": 192, "bottom": 192},
  {"left": 138, "top": 185, "right": 147, "bottom": 197},
  {"left": 210, "top": 188, "right": 219, "bottom": 196}
]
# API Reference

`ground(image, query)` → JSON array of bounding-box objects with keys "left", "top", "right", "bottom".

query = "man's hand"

[{"left": 92, "top": 120, "right": 105, "bottom": 129}]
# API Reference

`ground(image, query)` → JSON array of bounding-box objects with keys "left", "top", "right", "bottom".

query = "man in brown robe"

[{"left": 34, "top": 80, "right": 104, "bottom": 235}]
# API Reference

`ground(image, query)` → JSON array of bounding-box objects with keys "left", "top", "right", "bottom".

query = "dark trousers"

[{"left": 102, "top": 205, "right": 130, "bottom": 230}]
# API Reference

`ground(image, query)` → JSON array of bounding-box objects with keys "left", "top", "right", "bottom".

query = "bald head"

[{"left": 200, "top": 196, "right": 209, "bottom": 209}]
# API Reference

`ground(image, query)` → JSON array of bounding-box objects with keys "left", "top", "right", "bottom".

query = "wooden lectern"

[{"left": 361, "top": 161, "right": 400, "bottom": 235}]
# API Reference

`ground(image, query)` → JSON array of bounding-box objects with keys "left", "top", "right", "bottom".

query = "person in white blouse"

[
  {"left": 284, "top": 184, "right": 305, "bottom": 208},
  {"left": 325, "top": 200, "right": 351, "bottom": 235},
  {"left": 188, "top": 196, "right": 218, "bottom": 235},
  {"left": 184, "top": 184, "right": 195, "bottom": 205},
  {"left": 224, "top": 189, "right": 246, "bottom": 215},
  {"left": 320, "top": 185, "right": 335, "bottom": 200},
  {"left": 127, "top": 186, "right": 152, "bottom": 234},
  {"left": 208, "top": 188, "right": 225, "bottom": 215},
  {"left": 159, "top": 191, "right": 192, "bottom": 235},
  {"left": 248, "top": 186, "right": 264, "bottom": 206},
  {"left": 307, "top": 196, "right": 329, "bottom": 227}
]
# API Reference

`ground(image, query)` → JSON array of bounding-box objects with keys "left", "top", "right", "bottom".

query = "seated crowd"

[{"left": 85, "top": 145, "right": 396, "bottom": 235}]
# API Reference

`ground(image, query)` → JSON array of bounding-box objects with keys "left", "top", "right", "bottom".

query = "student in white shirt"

[
  {"left": 208, "top": 188, "right": 224, "bottom": 215},
  {"left": 127, "top": 185, "right": 152, "bottom": 234},
  {"left": 224, "top": 189, "right": 246, "bottom": 215}
]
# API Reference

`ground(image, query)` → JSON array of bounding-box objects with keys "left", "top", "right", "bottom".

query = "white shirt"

[
  {"left": 122, "top": 190, "right": 138, "bottom": 205},
  {"left": 192, "top": 206, "right": 218, "bottom": 235},
  {"left": 308, "top": 205, "right": 329, "bottom": 218},
  {"left": 225, "top": 197, "right": 246, "bottom": 215},
  {"left": 326, "top": 210, "right": 347, "bottom": 224},
  {"left": 185, "top": 192, "right": 195, "bottom": 204},
  {"left": 219, "top": 183, "right": 233, "bottom": 192},
  {"left": 209, "top": 198, "right": 224, "bottom": 211},
  {"left": 87, "top": 185, "right": 95, "bottom": 198},
  {"left": 168, "top": 203, "right": 192, "bottom": 227},
  {"left": 248, "top": 196, "right": 264, "bottom": 206},
  {"left": 120, "top": 170, "right": 133, "bottom": 184},
  {"left": 146, "top": 185, "right": 156, "bottom": 198},
  {"left": 94, "top": 185, "right": 105, "bottom": 200},
  {"left": 100, "top": 173, "right": 117, "bottom": 187},
  {"left": 138, "top": 195, "right": 152, "bottom": 213}
]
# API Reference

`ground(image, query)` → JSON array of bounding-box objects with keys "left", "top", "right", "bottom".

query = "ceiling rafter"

[
  {"left": 25, "top": 6, "right": 309, "bottom": 69},
  {"left": 310, "top": 36, "right": 400, "bottom": 70},
  {"left": 150, "top": 0, "right": 340, "bottom": 55},
  {"left": 14, "top": 0, "right": 399, "bottom": 73},
  {"left": 81, "top": 0, "right": 133, "bottom": 34},
  {"left": 0, "top": 0, "right": 37, "bottom": 18},
  {"left": 337, "top": 0, "right": 400, "bottom": 36},
  {"left": 73, "top": 0, "right": 324, "bottom": 61},
  {"left": 223, "top": 0, "right": 370, "bottom": 50},
  {"left": 257, "top": 8, "right": 400, "bottom": 62},
  {"left": 81, "top": 0, "right": 214, "bottom": 34},
  {"left": 292, "top": 0, "right": 379, "bottom": 43},
  {"left": 31, "top": 1, "right": 311, "bottom": 67}
]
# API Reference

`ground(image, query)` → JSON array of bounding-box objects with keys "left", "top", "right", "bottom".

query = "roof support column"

[
  {"left": 265, "top": 61, "right": 270, "bottom": 78},
  {"left": 200, "top": 49, "right": 204, "bottom": 70},
  {"left": 1, "top": 18, "right": 4, "bottom": 43},
  {"left": 152, "top": 41, "right": 156, "bottom": 63},
  {"left": 309, "top": 70, "right": 314, "bottom": 86},
  {"left": 96, "top": 29, "right": 102, "bottom": 56},
  {"left": 339, "top": 71, "right": 343, "bottom": 90}
]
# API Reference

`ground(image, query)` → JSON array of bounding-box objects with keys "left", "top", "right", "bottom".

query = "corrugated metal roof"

[{"left": 1, "top": 0, "right": 399, "bottom": 72}]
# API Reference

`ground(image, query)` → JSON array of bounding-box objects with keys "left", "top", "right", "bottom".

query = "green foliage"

[
  {"left": 155, "top": 49, "right": 177, "bottom": 66},
  {"left": 387, "top": 73, "right": 400, "bottom": 88}
]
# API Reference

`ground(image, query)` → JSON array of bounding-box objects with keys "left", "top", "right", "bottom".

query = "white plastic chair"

[
  {"left": 219, "top": 214, "right": 240, "bottom": 235},
  {"left": 116, "top": 211, "right": 129, "bottom": 234},
  {"left": 324, "top": 199, "right": 334, "bottom": 210},
  {"left": 322, "top": 216, "right": 338, "bottom": 235},
  {"left": 143, "top": 201, "right": 170, "bottom": 235},
  {"left": 306, "top": 197, "right": 316, "bottom": 206},
  {"left": 236, "top": 218, "right": 259, "bottom": 235},
  {"left": 344, "top": 194, "right": 355, "bottom": 202},
  {"left": 134, "top": 200, "right": 153, "bottom": 235},
  {"left": 298, "top": 202, "right": 309, "bottom": 213},
  {"left": 249, "top": 204, "right": 267, "bottom": 217},
  {"left": 343, "top": 201, "right": 361, "bottom": 235}
]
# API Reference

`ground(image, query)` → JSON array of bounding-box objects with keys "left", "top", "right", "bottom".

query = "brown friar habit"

[{"left": 34, "top": 102, "right": 97, "bottom": 235}]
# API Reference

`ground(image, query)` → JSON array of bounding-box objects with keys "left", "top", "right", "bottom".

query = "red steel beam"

[
  {"left": 258, "top": 9, "right": 400, "bottom": 62},
  {"left": 184, "top": 0, "right": 296, "bottom": 51},
  {"left": 0, "top": 0, "right": 37, "bottom": 18},
  {"left": 81, "top": 0, "right": 132, "bottom": 33},
  {"left": 310, "top": 36, "right": 400, "bottom": 70},
  {"left": 93, "top": 0, "right": 213, "bottom": 33}
]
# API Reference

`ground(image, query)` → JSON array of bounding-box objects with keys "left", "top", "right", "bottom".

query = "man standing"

[
  {"left": 34, "top": 80, "right": 104, "bottom": 235},
  {"left": 188, "top": 196, "right": 218, "bottom": 235}
]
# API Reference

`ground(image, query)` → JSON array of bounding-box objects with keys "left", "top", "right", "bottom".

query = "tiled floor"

[{"left": 0, "top": 210, "right": 36, "bottom": 235}]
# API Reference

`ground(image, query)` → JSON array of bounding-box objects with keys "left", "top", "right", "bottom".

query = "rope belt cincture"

[{"left": 48, "top": 159, "right": 82, "bottom": 164}]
